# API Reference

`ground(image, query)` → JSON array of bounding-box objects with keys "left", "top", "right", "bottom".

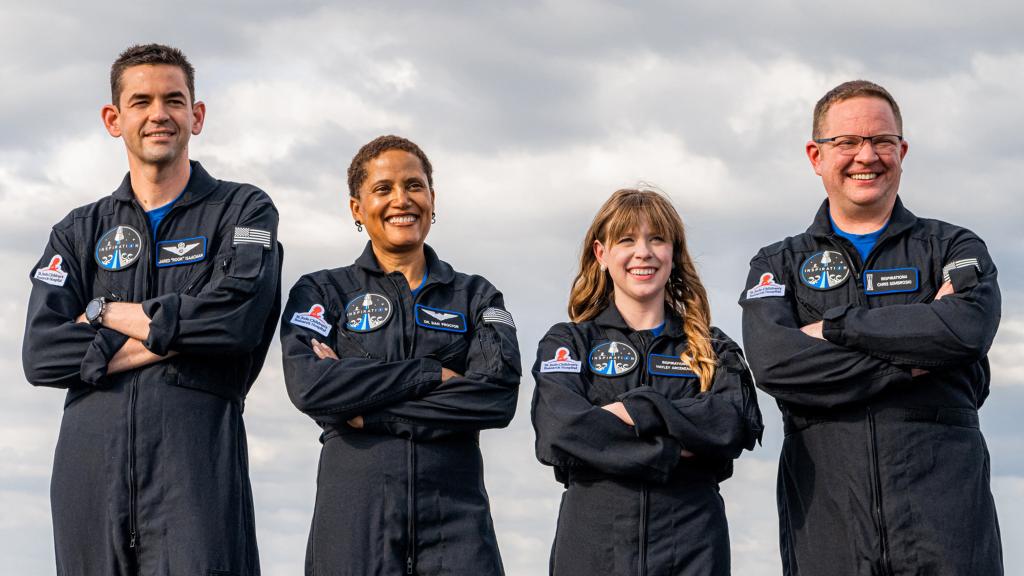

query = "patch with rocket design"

[
  {"left": 799, "top": 250, "right": 851, "bottom": 290},
  {"left": 345, "top": 293, "right": 393, "bottom": 332},
  {"left": 94, "top": 225, "right": 144, "bottom": 271},
  {"left": 588, "top": 340, "right": 639, "bottom": 377}
]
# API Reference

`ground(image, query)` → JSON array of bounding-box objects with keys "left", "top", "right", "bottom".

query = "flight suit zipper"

[
  {"left": 637, "top": 483, "right": 649, "bottom": 576},
  {"left": 406, "top": 440, "right": 417, "bottom": 575},
  {"left": 867, "top": 408, "right": 894, "bottom": 575}
]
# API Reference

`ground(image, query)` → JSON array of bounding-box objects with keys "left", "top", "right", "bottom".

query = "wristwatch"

[{"left": 85, "top": 297, "right": 107, "bottom": 328}]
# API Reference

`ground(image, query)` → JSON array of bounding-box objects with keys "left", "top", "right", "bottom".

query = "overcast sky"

[{"left": 2, "top": 2, "right": 1023, "bottom": 575}]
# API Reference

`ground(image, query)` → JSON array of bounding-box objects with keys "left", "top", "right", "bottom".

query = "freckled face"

[{"left": 594, "top": 220, "right": 673, "bottom": 308}]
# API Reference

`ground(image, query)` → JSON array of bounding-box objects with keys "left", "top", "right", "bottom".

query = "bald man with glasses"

[{"left": 739, "top": 80, "right": 1003, "bottom": 575}]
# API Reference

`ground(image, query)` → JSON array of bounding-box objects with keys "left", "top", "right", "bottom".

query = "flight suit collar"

[
  {"left": 354, "top": 241, "right": 456, "bottom": 285},
  {"left": 593, "top": 301, "right": 685, "bottom": 338},
  {"left": 806, "top": 196, "right": 918, "bottom": 242},
  {"left": 111, "top": 160, "right": 219, "bottom": 207}
]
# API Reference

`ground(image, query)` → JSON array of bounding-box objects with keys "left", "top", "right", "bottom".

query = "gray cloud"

[{"left": 3, "top": 2, "right": 1023, "bottom": 575}]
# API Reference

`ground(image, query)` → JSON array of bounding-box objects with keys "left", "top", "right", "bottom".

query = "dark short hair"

[
  {"left": 812, "top": 80, "right": 903, "bottom": 138},
  {"left": 347, "top": 135, "right": 434, "bottom": 197},
  {"left": 110, "top": 44, "right": 195, "bottom": 107}
]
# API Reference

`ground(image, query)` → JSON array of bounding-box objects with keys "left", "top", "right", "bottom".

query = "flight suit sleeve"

[
  {"left": 531, "top": 324, "right": 681, "bottom": 484},
  {"left": 281, "top": 276, "right": 442, "bottom": 424},
  {"left": 618, "top": 331, "right": 763, "bottom": 460},
  {"left": 360, "top": 290, "right": 521, "bottom": 439},
  {"left": 740, "top": 253, "right": 912, "bottom": 408},
  {"left": 141, "top": 191, "right": 282, "bottom": 356},
  {"left": 23, "top": 222, "right": 130, "bottom": 388},
  {"left": 822, "top": 232, "right": 1000, "bottom": 368}
]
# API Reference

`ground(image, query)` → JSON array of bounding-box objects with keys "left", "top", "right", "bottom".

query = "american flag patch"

[
  {"left": 233, "top": 227, "right": 272, "bottom": 249},
  {"left": 942, "top": 258, "right": 980, "bottom": 283},
  {"left": 482, "top": 307, "right": 515, "bottom": 328}
]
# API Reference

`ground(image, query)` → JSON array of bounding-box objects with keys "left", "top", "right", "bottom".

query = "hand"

[
  {"left": 681, "top": 449, "right": 695, "bottom": 458},
  {"left": 934, "top": 280, "right": 954, "bottom": 301},
  {"left": 441, "top": 367, "right": 462, "bottom": 382},
  {"left": 601, "top": 401, "right": 634, "bottom": 426},
  {"left": 911, "top": 368, "right": 929, "bottom": 378},
  {"left": 800, "top": 321, "right": 824, "bottom": 340},
  {"left": 76, "top": 313, "right": 87, "bottom": 324},
  {"left": 311, "top": 339, "right": 339, "bottom": 360},
  {"left": 347, "top": 415, "right": 364, "bottom": 429}
]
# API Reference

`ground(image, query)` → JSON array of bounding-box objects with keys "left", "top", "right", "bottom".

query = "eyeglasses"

[{"left": 813, "top": 134, "right": 903, "bottom": 156}]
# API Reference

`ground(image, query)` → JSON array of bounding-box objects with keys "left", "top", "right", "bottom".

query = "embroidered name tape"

[
  {"left": 540, "top": 347, "right": 582, "bottom": 373},
  {"left": 482, "top": 307, "right": 516, "bottom": 328},
  {"left": 291, "top": 304, "right": 332, "bottom": 337},
  {"left": 942, "top": 258, "right": 980, "bottom": 283},
  {"left": 746, "top": 273, "right": 786, "bottom": 299},
  {"left": 157, "top": 236, "right": 207, "bottom": 267},
  {"left": 588, "top": 341, "right": 639, "bottom": 377},
  {"left": 233, "top": 227, "right": 272, "bottom": 249},
  {"left": 95, "top": 225, "right": 144, "bottom": 271},
  {"left": 647, "top": 354, "right": 698, "bottom": 378},
  {"left": 34, "top": 255, "right": 69, "bottom": 287},
  {"left": 415, "top": 304, "right": 467, "bottom": 333},
  {"left": 864, "top": 267, "right": 919, "bottom": 296}
]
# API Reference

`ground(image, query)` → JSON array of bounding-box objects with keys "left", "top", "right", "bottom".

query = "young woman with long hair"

[{"left": 531, "top": 188, "right": 763, "bottom": 576}]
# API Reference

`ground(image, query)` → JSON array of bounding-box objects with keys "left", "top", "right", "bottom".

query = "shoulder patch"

[
  {"left": 588, "top": 341, "right": 639, "bottom": 377},
  {"left": 290, "top": 304, "right": 332, "bottom": 337},
  {"left": 34, "top": 255, "right": 69, "bottom": 287},
  {"left": 482, "top": 307, "right": 516, "bottom": 329},
  {"left": 233, "top": 227, "right": 272, "bottom": 250},
  {"left": 746, "top": 273, "right": 786, "bottom": 299},
  {"left": 540, "top": 347, "right": 582, "bottom": 373},
  {"left": 942, "top": 258, "right": 980, "bottom": 283}
]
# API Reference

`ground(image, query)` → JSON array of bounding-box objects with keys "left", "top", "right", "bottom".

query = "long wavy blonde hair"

[{"left": 568, "top": 189, "right": 716, "bottom": 391}]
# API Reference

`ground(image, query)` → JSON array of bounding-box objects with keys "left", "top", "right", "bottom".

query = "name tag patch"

[
  {"left": 588, "top": 341, "right": 639, "bottom": 377},
  {"left": 540, "top": 347, "right": 582, "bottom": 373},
  {"left": 864, "top": 267, "right": 919, "bottom": 295},
  {"left": 415, "top": 305, "right": 467, "bottom": 333},
  {"left": 647, "top": 354, "right": 697, "bottom": 378},
  {"left": 290, "top": 304, "right": 332, "bottom": 337},
  {"left": 157, "top": 236, "right": 207, "bottom": 267},
  {"left": 95, "top": 225, "right": 144, "bottom": 271},
  {"left": 345, "top": 293, "right": 393, "bottom": 332},
  {"left": 34, "top": 255, "right": 69, "bottom": 287}
]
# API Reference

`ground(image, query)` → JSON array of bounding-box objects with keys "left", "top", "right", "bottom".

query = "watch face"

[{"left": 86, "top": 298, "right": 103, "bottom": 321}]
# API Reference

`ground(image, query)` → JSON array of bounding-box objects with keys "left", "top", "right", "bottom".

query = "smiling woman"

[
  {"left": 280, "top": 135, "right": 522, "bottom": 575},
  {"left": 531, "top": 189, "right": 763, "bottom": 576}
]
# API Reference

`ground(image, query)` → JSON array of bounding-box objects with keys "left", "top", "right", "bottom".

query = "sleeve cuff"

[
  {"left": 80, "top": 328, "right": 130, "bottom": 385},
  {"left": 821, "top": 304, "right": 852, "bottom": 343},
  {"left": 142, "top": 293, "right": 181, "bottom": 356},
  {"left": 621, "top": 395, "right": 666, "bottom": 437},
  {"left": 421, "top": 357, "right": 444, "bottom": 384}
]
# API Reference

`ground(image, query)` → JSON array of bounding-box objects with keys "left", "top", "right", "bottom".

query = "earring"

[
  {"left": 431, "top": 212, "right": 436, "bottom": 224},
  {"left": 355, "top": 221, "right": 363, "bottom": 232},
  {"left": 599, "top": 263, "right": 607, "bottom": 272}
]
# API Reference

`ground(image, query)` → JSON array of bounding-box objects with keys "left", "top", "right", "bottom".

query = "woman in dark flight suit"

[
  {"left": 281, "top": 135, "right": 521, "bottom": 576},
  {"left": 532, "top": 188, "right": 762, "bottom": 576}
]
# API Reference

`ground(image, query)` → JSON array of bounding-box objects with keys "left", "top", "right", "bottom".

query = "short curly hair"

[
  {"left": 110, "top": 43, "right": 195, "bottom": 107},
  {"left": 812, "top": 80, "right": 902, "bottom": 138},
  {"left": 347, "top": 135, "right": 434, "bottom": 197}
]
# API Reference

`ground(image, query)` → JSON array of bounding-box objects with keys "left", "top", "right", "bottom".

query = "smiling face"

[
  {"left": 102, "top": 64, "right": 204, "bottom": 170},
  {"left": 807, "top": 96, "right": 908, "bottom": 218},
  {"left": 350, "top": 149, "right": 435, "bottom": 256},
  {"left": 594, "top": 219, "right": 673, "bottom": 309}
]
